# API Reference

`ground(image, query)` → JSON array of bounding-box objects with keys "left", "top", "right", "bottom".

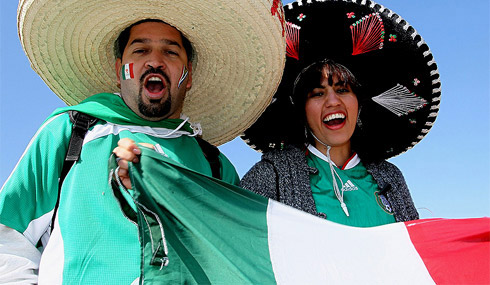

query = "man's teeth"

[
  {"left": 323, "top": 113, "right": 345, "bottom": 122},
  {"left": 148, "top": 76, "right": 162, "bottom": 82}
]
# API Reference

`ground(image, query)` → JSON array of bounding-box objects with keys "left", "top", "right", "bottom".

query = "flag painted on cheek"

[
  {"left": 120, "top": 148, "right": 490, "bottom": 284},
  {"left": 178, "top": 65, "right": 188, "bottom": 88},
  {"left": 122, "top": 63, "right": 134, "bottom": 80}
]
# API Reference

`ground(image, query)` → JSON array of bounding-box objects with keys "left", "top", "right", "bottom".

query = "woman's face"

[{"left": 304, "top": 70, "right": 358, "bottom": 151}]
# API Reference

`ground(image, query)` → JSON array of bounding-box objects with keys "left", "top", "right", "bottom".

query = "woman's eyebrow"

[
  {"left": 333, "top": 80, "right": 348, "bottom": 87},
  {"left": 310, "top": 84, "right": 326, "bottom": 90}
]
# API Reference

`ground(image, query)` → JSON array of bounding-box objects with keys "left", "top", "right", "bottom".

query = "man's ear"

[
  {"left": 115, "top": 58, "right": 122, "bottom": 88},
  {"left": 186, "top": 62, "right": 193, "bottom": 90}
]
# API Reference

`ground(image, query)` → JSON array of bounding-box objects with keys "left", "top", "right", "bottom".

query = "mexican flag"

[
  {"left": 122, "top": 63, "right": 134, "bottom": 80},
  {"left": 122, "top": 148, "right": 489, "bottom": 284}
]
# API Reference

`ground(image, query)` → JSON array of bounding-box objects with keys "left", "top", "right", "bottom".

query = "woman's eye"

[{"left": 309, "top": 92, "right": 323, "bottom": 98}]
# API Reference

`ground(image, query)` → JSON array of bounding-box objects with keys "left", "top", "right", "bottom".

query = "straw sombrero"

[
  {"left": 17, "top": 0, "right": 286, "bottom": 145},
  {"left": 242, "top": 0, "right": 441, "bottom": 160}
]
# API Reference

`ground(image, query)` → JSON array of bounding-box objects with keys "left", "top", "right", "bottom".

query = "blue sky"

[{"left": 1, "top": 0, "right": 489, "bottom": 219}]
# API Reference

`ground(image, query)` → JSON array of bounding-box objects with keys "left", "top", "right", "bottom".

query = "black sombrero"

[{"left": 241, "top": 0, "right": 441, "bottom": 161}]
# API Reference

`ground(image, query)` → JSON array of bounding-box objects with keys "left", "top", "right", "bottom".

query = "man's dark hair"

[{"left": 113, "top": 19, "right": 193, "bottom": 61}]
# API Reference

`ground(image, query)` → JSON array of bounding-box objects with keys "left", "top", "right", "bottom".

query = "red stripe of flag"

[
  {"left": 129, "top": 63, "right": 134, "bottom": 79},
  {"left": 405, "top": 218, "right": 490, "bottom": 284}
]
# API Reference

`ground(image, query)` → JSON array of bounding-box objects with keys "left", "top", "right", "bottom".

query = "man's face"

[{"left": 116, "top": 21, "right": 192, "bottom": 121}]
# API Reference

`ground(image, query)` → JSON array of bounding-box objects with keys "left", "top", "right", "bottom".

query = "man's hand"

[{"left": 112, "top": 138, "right": 153, "bottom": 189}]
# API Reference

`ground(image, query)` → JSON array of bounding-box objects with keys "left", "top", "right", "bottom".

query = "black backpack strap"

[
  {"left": 51, "top": 111, "right": 99, "bottom": 232},
  {"left": 195, "top": 137, "right": 221, "bottom": 179}
]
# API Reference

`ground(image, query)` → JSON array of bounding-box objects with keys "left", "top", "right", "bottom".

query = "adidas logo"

[{"left": 341, "top": 180, "right": 358, "bottom": 192}]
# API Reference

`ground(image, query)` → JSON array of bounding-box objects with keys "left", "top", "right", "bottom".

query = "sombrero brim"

[
  {"left": 17, "top": 0, "right": 286, "bottom": 145},
  {"left": 242, "top": 0, "right": 441, "bottom": 160}
]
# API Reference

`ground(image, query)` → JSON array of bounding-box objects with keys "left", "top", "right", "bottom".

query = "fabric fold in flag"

[
  {"left": 123, "top": 148, "right": 489, "bottom": 284},
  {"left": 124, "top": 148, "right": 274, "bottom": 284}
]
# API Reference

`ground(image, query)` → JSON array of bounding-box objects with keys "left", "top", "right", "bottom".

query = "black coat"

[{"left": 240, "top": 145, "right": 419, "bottom": 222}]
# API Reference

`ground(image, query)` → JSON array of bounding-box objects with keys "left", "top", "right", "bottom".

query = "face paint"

[
  {"left": 178, "top": 64, "right": 189, "bottom": 88},
  {"left": 122, "top": 63, "right": 134, "bottom": 80}
]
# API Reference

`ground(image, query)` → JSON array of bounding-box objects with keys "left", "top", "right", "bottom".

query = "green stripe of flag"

[{"left": 126, "top": 148, "right": 275, "bottom": 284}]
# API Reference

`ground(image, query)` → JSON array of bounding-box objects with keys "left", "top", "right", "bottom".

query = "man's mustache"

[{"left": 140, "top": 67, "right": 170, "bottom": 86}]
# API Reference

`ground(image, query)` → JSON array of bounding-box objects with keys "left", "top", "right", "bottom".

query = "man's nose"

[{"left": 145, "top": 52, "right": 166, "bottom": 70}]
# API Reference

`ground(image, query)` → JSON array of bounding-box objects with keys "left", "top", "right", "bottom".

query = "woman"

[
  {"left": 239, "top": 0, "right": 441, "bottom": 226},
  {"left": 240, "top": 59, "right": 418, "bottom": 226}
]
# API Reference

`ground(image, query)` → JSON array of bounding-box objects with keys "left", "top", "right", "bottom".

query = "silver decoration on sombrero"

[{"left": 372, "top": 84, "right": 427, "bottom": 117}]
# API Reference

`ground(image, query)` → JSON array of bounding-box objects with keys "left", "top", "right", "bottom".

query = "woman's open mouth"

[{"left": 323, "top": 112, "right": 346, "bottom": 129}]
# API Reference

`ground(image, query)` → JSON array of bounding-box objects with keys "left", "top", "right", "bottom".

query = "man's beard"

[
  {"left": 137, "top": 86, "right": 172, "bottom": 118},
  {"left": 137, "top": 67, "right": 172, "bottom": 118}
]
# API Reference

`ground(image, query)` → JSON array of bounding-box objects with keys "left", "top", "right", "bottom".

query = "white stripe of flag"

[{"left": 267, "top": 200, "right": 435, "bottom": 284}]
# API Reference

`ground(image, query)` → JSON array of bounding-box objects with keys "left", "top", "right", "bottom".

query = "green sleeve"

[{"left": 0, "top": 113, "right": 72, "bottom": 234}]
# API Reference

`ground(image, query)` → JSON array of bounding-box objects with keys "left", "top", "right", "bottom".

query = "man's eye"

[
  {"left": 133, "top": 49, "right": 146, "bottom": 54},
  {"left": 167, "top": 50, "right": 179, "bottom": 56}
]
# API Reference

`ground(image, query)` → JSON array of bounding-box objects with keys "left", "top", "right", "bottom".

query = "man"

[
  {"left": 116, "top": 20, "right": 192, "bottom": 123},
  {"left": 0, "top": 0, "right": 285, "bottom": 283}
]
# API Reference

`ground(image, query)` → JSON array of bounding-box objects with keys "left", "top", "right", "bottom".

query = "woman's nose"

[{"left": 324, "top": 90, "right": 341, "bottom": 107}]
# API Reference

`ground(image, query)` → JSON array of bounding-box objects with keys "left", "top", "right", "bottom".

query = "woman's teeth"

[{"left": 323, "top": 113, "right": 345, "bottom": 123}]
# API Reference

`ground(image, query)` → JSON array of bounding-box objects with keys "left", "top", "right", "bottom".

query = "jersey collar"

[{"left": 307, "top": 144, "right": 360, "bottom": 170}]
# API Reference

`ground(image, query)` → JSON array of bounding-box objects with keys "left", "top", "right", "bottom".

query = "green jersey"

[
  {"left": 307, "top": 145, "right": 395, "bottom": 227},
  {"left": 0, "top": 93, "right": 239, "bottom": 284}
]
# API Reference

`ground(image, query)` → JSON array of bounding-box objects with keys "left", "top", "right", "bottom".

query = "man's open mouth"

[
  {"left": 145, "top": 76, "right": 165, "bottom": 93},
  {"left": 143, "top": 74, "right": 167, "bottom": 100}
]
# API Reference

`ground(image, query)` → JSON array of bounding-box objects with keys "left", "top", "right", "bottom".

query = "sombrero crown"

[
  {"left": 17, "top": 0, "right": 286, "bottom": 145},
  {"left": 242, "top": 0, "right": 441, "bottom": 160}
]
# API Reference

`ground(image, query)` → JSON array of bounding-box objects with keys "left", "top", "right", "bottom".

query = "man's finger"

[
  {"left": 117, "top": 166, "right": 128, "bottom": 177},
  {"left": 113, "top": 147, "right": 140, "bottom": 163},
  {"left": 118, "top": 138, "right": 141, "bottom": 155},
  {"left": 138, "top": 142, "right": 155, "bottom": 149},
  {"left": 121, "top": 177, "right": 132, "bottom": 189}
]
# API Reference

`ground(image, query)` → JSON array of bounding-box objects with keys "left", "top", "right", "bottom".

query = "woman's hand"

[{"left": 112, "top": 138, "right": 153, "bottom": 189}]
